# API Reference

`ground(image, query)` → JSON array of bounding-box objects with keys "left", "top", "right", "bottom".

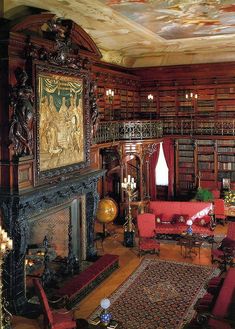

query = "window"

[{"left": 155, "top": 142, "right": 168, "bottom": 186}]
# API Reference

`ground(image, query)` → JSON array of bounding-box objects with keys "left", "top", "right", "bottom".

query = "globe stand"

[{"left": 95, "top": 198, "right": 118, "bottom": 248}]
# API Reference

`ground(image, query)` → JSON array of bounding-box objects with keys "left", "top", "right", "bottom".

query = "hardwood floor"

[{"left": 12, "top": 222, "right": 228, "bottom": 329}]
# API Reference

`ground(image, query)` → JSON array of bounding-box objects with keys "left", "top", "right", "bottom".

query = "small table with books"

[
  {"left": 178, "top": 233, "right": 203, "bottom": 258},
  {"left": 87, "top": 317, "right": 118, "bottom": 329}
]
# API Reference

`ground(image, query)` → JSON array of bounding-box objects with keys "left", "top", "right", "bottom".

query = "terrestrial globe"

[{"left": 96, "top": 198, "right": 118, "bottom": 224}]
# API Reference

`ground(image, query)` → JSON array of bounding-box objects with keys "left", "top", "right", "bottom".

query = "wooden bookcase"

[
  {"left": 177, "top": 90, "right": 194, "bottom": 117},
  {"left": 159, "top": 88, "right": 177, "bottom": 117},
  {"left": 196, "top": 140, "right": 216, "bottom": 187},
  {"left": 217, "top": 139, "right": 235, "bottom": 183},
  {"left": 139, "top": 91, "right": 158, "bottom": 120},
  {"left": 176, "top": 138, "right": 235, "bottom": 197},
  {"left": 216, "top": 86, "right": 235, "bottom": 118},
  {"left": 176, "top": 139, "right": 195, "bottom": 195},
  {"left": 196, "top": 87, "right": 215, "bottom": 117}
]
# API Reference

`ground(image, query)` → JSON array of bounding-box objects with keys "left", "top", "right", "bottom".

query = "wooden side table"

[{"left": 179, "top": 234, "right": 203, "bottom": 258}]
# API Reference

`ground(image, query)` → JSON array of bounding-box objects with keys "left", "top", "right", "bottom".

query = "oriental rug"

[{"left": 89, "top": 259, "right": 219, "bottom": 329}]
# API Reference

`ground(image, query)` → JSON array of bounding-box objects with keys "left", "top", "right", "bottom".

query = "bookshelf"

[
  {"left": 139, "top": 91, "right": 158, "bottom": 119},
  {"left": 177, "top": 90, "right": 194, "bottom": 117},
  {"left": 97, "top": 86, "right": 140, "bottom": 121},
  {"left": 196, "top": 140, "right": 216, "bottom": 187},
  {"left": 196, "top": 87, "right": 215, "bottom": 117},
  {"left": 159, "top": 89, "right": 177, "bottom": 117},
  {"left": 216, "top": 86, "right": 235, "bottom": 118},
  {"left": 177, "top": 139, "right": 195, "bottom": 195},
  {"left": 217, "top": 139, "right": 235, "bottom": 183}
]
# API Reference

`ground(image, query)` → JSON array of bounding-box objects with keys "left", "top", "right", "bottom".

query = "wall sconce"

[
  {"left": 106, "top": 89, "right": 114, "bottom": 102},
  {"left": 147, "top": 94, "right": 154, "bottom": 120},
  {"left": 106, "top": 89, "right": 114, "bottom": 120},
  {"left": 185, "top": 91, "right": 198, "bottom": 100}
]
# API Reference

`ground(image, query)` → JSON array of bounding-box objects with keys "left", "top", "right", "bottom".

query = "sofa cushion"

[
  {"left": 172, "top": 214, "right": 189, "bottom": 224},
  {"left": 171, "top": 214, "right": 181, "bottom": 224},
  {"left": 156, "top": 217, "right": 162, "bottom": 224},
  {"left": 194, "top": 216, "right": 210, "bottom": 227},
  {"left": 155, "top": 214, "right": 172, "bottom": 223}
]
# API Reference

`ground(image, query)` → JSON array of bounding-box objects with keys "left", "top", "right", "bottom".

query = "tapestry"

[{"left": 90, "top": 259, "right": 219, "bottom": 329}]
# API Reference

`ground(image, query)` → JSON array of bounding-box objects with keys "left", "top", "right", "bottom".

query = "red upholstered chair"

[
  {"left": 33, "top": 278, "right": 76, "bottom": 329},
  {"left": 137, "top": 213, "right": 160, "bottom": 257},
  {"left": 211, "top": 237, "right": 235, "bottom": 270},
  {"left": 214, "top": 199, "right": 227, "bottom": 224}
]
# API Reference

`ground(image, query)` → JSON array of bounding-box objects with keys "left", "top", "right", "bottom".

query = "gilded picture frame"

[{"left": 35, "top": 64, "right": 90, "bottom": 183}]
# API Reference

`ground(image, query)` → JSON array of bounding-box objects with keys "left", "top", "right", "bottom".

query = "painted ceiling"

[
  {"left": 100, "top": 0, "right": 235, "bottom": 40},
  {"left": 4, "top": 0, "right": 235, "bottom": 67}
]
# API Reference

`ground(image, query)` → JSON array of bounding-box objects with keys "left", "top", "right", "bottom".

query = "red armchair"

[
  {"left": 137, "top": 213, "right": 160, "bottom": 257},
  {"left": 33, "top": 278, "right": 76, "bottom": 329},
  {"left": 214, "top": 199, "right": 227, "bottom": 224},
  {"left": 211, "top": 237, "right": 235, "bottom": 270}
]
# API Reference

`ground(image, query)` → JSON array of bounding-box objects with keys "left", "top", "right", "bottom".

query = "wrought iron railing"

[
  {"left": 93, "top": 120, "right": 163, "bottom": 144},
  {"left": 93, "top": 118, "right": 235, "bottom": 144},
  {"left": 163, "top": 118, "right": 235, "bottom": 136}
]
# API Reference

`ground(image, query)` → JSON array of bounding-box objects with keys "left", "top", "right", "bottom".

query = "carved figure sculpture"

[
  {"left": 9, "top": 68, "right": 34, "bottom": 157},
  {"left": 89, "top": 81, "right": 99, "bottom": 137}
]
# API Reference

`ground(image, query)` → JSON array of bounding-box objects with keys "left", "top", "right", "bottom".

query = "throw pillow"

[
  {"left": 177, "top": 214, "right": 189, "bottom": 223},
  {"left": 194, "top": 217, "right": 209, "bottom": 227},
  {"left": 171, "top": 214, "right": 181, "bottom": 224},
  {"left": 156, "top": 217, "right": 161, "bottom": 224}
]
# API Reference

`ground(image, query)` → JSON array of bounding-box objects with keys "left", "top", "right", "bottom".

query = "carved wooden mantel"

[{"left": 0, "top": 13, "right": 104, "bottom": 315}]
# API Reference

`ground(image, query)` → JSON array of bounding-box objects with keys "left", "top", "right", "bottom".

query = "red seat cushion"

[
  {"left": 52, "top": 310, "right": 76, "bottom": 329},
  {"left": 139, "top": 238, "right": 160, "bottom": 251}
]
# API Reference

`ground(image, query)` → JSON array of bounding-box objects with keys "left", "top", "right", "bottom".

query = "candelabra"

[
  {"left": 185, "top": 91, "right": 198, "bottom": 99},
  {"left": 0, "top": 225, "right": 13, "bottom": 329},
  {"left": 106, "top": 89, "right": 114, "bottom": 120},
  {"left": 121, "top": 175, "right": 136, "bottom": 247}
]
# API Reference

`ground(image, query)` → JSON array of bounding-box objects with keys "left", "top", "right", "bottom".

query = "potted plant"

[{"left": 195, "top": 188, "right": 213, "bottom": 202}]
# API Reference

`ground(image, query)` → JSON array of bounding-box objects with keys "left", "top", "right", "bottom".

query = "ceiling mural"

[
  {"left": 4, "top": 0, "right": 235, "bottom": 67},
  {"left": 100, "top": 0, "right": 235, "bottom": 40}
]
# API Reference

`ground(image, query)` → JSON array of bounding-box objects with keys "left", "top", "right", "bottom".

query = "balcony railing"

[
  {"left": 93, "top": 120, "right": 163, "bottom": 144},
  {"left": 163, "top": 118, "right": 235, "bottom": 136},
  {"left": 93, "top": 118, "right": 235, "bottom": 144}
]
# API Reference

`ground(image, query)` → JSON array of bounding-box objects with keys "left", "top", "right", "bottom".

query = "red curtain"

[
  {"left": 163, "top": 138, "right": 175, "bottom": 199},
  {"left": 149, "top": 144, "right": 160, "bottom": 200}
]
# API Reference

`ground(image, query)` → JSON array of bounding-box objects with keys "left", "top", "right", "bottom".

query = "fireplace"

[
  {"left": 28, "top": 196, "right": 86, "bottom": 261},
  {"left": 0, "top": 169, "right": 104, "bottom": 314}
]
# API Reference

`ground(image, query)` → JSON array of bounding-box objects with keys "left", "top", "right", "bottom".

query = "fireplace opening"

[{"left": 25, "top": 196, "right": 87, "bottom": 292}]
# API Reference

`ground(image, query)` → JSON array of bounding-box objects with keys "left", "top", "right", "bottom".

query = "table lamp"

[
  {"left": 186, "top": 219, "right": 193, "bottom": 235},
  {"left": 100, "top": 298, "right": 112, "bottom": 326}
]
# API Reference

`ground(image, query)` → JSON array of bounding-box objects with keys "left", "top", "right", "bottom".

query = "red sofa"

[{"left": 148, "top": 201, "right": 214, "bottom": 237}]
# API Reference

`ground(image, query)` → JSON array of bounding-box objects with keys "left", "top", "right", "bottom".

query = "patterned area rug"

[{"left": 90, "top": 259, "right": 219, "bottom": 329}]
